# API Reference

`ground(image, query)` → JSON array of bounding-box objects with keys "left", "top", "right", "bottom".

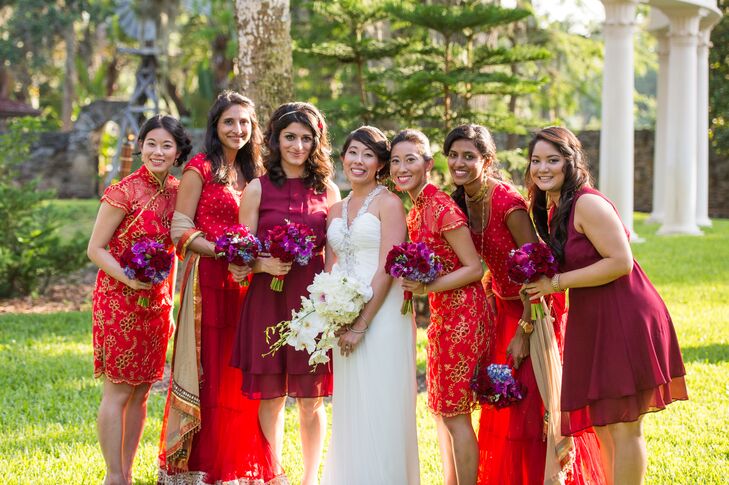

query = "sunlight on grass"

[{"left": 1, "top": 214, "right": 727, "bottom": 484}]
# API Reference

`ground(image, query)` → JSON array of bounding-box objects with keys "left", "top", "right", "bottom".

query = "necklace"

[{"left": 466, "top": 176, "right": 489, "bottom": 203}]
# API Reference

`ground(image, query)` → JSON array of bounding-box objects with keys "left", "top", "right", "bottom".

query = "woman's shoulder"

[{"left": 183, "top": 153, "right": 212, "bottom": 180}]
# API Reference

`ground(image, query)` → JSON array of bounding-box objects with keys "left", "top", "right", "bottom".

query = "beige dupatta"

[
  {"left": 530, "top": 297, "right": 575, "bottom": 485},
  {"left": 159, "top": 211, "right": 204, "bottom": 469}
]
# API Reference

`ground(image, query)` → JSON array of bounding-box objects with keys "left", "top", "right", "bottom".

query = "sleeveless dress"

[
  {"left": 158, "top": 154, "right": 285, "bottom": 485},
  {"left": 92, "top": 164, "right": 178, "bottom": 385},
  {"left": 232, "top": 174, "right": 332, "bottom": 399},
  {"left": 559, "top": 187, "right": 688, "bottom": 435},
  {"left": 321, "top": 186, "right": 420, "bottom": 485},
  {"left": 407, "top": 183, "right": 489, "bottom": 416},
  {"left": 471, "top": 181, "right": 604, "bottom": 485}
]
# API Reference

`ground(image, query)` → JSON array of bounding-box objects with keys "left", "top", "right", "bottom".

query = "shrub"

[{"left": 0, "top": 117, "right": 89, "bottom": 297}]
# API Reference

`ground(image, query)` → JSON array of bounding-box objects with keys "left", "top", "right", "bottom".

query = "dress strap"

[{"left": 343, "top": 184, "right": 385, "bottom": 230}]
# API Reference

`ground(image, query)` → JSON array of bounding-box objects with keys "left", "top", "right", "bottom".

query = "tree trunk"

[
  {"left": 62, "top": 22, "right": 77, "bottom": 131},
  {"left": 233, "top": 0, "right": 294, "bottom": 125}
]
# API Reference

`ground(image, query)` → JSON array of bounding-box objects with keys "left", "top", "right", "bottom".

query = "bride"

[{"left": 321, "top": 126, "right": 420, "bottom": 484}]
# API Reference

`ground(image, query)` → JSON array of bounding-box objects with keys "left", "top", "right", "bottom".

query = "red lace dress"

[
  {"left": 158, "top": 154, "right": 285, "bottom": 484},
  {"left": 407, "top": 183, "right": 489, "bottom": 416},
  {"left": 92, "top": 165, "right": 178, "bottom": 385},
  {"left": 471, "top": 181, "right": 604, "bottom": 485}
]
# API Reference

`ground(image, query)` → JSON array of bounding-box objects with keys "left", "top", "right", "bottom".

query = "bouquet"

[
  {"left": 385, "top": 242, "right": 442, "bottom": 314},
  {"left": 264, "top": 220, "right": 317, "bottom": 292},
  {"left": 507, "top": 242, "right": 559, "bottom": 319},
  {"left": 120, "top": 237, "right": 174, "bottom": 307},
  {"left": 214, "top": 224, "right": 261, "bottom": 286},
  {"left": 471, "top": 363, "right": 526, "bottom": 408},
  {"left": 264, "top": 269, "right": 373, "bottom": 368}
]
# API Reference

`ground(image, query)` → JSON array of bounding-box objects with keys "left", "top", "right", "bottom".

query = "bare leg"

[
  {"left": 121, "top": 383, "right": 152, "bottom": 483},
  {"left": 594, "top": 424, "right": 615, "bottom": 485},
  {"left": 433, "top": 415, "right": 457, "bottom": 485},
  {"left": 297, "top": 397, "right": 326, "bottom": 485},
  {"left": 259, "top": 396, "right": 287, "bottom": 463},
  {"left": 609, "top": 419, "right": 647, "bottom": 485},
  {"left": 97, "top": 380, "right": 134, "bottom": 485},
  {"left": 442, "top": 413, "right": 478, "bottom": 485}
]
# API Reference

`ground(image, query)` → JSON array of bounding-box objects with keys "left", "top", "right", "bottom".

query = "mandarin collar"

[
  {"left": 139, "top": 164, "right": 168, "bottom": 190},
  {"left": 414, "top": 182, "right": 437, "bottom": 209}
]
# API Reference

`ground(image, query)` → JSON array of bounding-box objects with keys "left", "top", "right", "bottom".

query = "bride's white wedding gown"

[{"left": 321, "top": 187, "right": 420, "bottom": 485}]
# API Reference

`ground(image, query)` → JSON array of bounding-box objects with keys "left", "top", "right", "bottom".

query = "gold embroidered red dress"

[
  {"left": 407, "top": 183, "right": 489, "bottom": 416},
  {"left": 92, "top": 165, "right": 179, "bottom": 385}
]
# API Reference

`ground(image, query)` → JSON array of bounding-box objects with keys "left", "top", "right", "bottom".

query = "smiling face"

[
  {"left": 140, "top": 128, "right": 179, "bottom": 182},
  {"left": 342, "top": 139, "right": 383, "bottom": 187},
  {"left": 279, "top": 122, "right": 314, "bottom": 176},
  {"left": 529, "top": 140, "right": 566, "bottom": 196},
  {"left": 216, "top": 104, "right": 252, "bottom": 159},
  {"left": 390, "top": 140, "right": 430, "bottom": 198},
  {"left": 447, "top": 138, "right": 487, "bottom": 190}
]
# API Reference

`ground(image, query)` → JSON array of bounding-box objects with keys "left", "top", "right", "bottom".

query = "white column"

[
  {"left": 600, "top": 0, "right": 638, "bottom": 238},
  {"left": 658, "top": 9, "right": 702, "bottom": 235},
  {"left": 648, "top": 30, "right": 669, "bottom": 224},
  {"left": 696, "top": 27, "right": 712, "bottom": 227}
]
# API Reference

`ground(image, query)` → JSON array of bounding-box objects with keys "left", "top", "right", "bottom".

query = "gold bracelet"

[
  {"left": 551, "top": 273, "right": 561, "bottom": 293},
  {"left": 518, "top": 318, "right": 534, "bottom": 335}
]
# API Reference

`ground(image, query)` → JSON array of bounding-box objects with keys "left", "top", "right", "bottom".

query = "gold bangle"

[
  {"left": 518, "top": 318, "right": 534, "bottom": 335},
  {"left": 551, "top": 273, "right": 561, "bottom": 293}
]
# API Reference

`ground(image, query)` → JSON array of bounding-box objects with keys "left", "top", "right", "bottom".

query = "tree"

[
  {"left": 709, "top": 0, "right": 729, "bottom": 155},
  {"left": 233, "top": 0, "right": 294, "bottom": 124}
]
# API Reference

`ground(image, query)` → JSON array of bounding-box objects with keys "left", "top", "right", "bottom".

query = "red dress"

[
  {"left": 92, "top": 165, "right": 178, "bottom": 385},
  {"left": 559, "top": 188, "right": 688, "bottom": 434},
  {"left": 407, "top": 183, "right": 489, "bottom": 416},
  {"left": 232, "top": 175, "right": 332, "bottom": 399},
  {"left": 471, "top": 182, "right": 604, "bottom": 485},
  {"left": 158, "top": 154, "right": 284, "bottom": 484}
]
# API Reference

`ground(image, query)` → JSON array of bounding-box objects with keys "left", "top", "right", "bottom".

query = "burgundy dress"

[
  {"left": 559, "top": 187, "right": 688, "bottom": 435},
  {"left": 232, "top": 175, "right": 332, "bottom": 399},
  {"left": 472, "top": 181, "right": 604, "bottom": 485}
]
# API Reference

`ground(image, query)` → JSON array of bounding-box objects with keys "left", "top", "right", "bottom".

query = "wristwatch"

[{"left": 518, "top": 318, "right": 534, "bottom": 335}]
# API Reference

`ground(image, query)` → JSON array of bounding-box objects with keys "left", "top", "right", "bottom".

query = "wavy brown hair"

[
  {"left": 525, "top": 126, "right": 592, "bottom": 262},
  {"left": 264, "top": 102, "right": 333, "bottom": 193},
  {"left": 341, "top": 126, "right": 391, "bottom": 182},
  {"left": 444, "top": 124, "right": 500, "bottom": 214}
]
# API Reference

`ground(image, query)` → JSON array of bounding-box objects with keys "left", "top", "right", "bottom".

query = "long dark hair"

[
  {"left": 264, "top": 102, "right": 332, "bottom": 193},
  {"left": 444, "top": 124, "right": 498, "bottom": 214},
  {"left": 137, "top": 115, "right": 193, "bottom": 166},
  {"left": 341, "top": 126, "right": 391, "bottom": 182},
  {"left": 204, "top": 90, "right": 263, "bottom": 184},
  {"left": 525, "top": 126, "right": 592, "bottom": 262}
]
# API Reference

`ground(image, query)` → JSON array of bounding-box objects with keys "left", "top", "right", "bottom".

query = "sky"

[{"left": 530, "top": 0, "right": 605, "bottom": 35}]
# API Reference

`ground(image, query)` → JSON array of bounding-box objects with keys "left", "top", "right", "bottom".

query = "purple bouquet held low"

[
  {"left": 120, "top": 237, "right": 174, "bottom": 307},
  {"left": 264, "top": 220, "right": 317, "bottom": 292},
  {"left": 385, "top": 242, "right": 442, "bottom": 315},
  {"left": 214, "top": 224, "right": 261, "bottom": 287},
  {"left": 471, "top": 363, "right": 526, "bottom": 408},
  {"left": 507, "top": 241, "right": 559, "bottom": 319}
]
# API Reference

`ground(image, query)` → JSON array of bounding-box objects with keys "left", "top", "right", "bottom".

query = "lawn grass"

[{"left": 1, "top": 213, "right": 727, "bottom": 484}]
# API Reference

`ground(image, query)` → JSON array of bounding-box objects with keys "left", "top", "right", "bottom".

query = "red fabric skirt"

[{"left": 477, "top": 295, "right": 605, "bottom": 485}]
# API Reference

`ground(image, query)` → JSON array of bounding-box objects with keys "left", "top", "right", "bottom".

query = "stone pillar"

[
  {"left": 599, "top": 0, "right": 638, "bottom": 238},
  {"left": 648, "top": 30, "right": 669, "bottom": 224},
  {"left": 658, "top": 9, "right": 703, "bottom": 235},
  {"left": 696, "top": 27, "right": 712, "bottom": 227}
]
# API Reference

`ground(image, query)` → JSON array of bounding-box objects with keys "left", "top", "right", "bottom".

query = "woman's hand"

[
  {"left": 506, "top": 328, "right": 530, "bottom": 369},
  {"left": 338, "top": 329, "right": 365, "bottom": 357},
  {"left": 124, "top": 277, "right": 152, "bottom": 291},
  {"left": 228, "top": 263, "right": 252, "bottom": 283},
  {"left": 256, "top": 257, "right": 292, "bottom": 276},
  {"left": 523, "top": 275, "right": 553, "bottom": 300},
  {"left": 401, "top": 278, "right": 428, "bottom": 296}
]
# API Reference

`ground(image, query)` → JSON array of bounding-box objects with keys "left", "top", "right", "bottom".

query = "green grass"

[{"left": 1, "top": 213, "right": 727, "bottom": 484}]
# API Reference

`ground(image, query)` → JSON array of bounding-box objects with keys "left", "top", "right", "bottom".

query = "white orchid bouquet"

[{"left": 264, "top": 269, "right": 373, "bottom": 368}]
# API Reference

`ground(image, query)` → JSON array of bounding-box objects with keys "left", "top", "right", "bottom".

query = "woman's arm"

[
  {"left": 87, "top": 202, "right": 151, "bottom": 290},
  {"left": 176, "top": 170, "right": 216, "bottom": 257},
  {"left": 524, "top": 194, "right": 633, "bottom": 299},
  {"left": 338, "top": 193, "right": 407, "bottom": 356},
  {"left": 324, "top": 201, "right": 343, "bottom": 273}
]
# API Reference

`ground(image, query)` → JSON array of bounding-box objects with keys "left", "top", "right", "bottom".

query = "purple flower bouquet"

[
  {"left": 385, "top": 242, "right": 442, "bottom": 314},
  {"left": 507, "top": 241, "right": 559, "bottom": 319},
  {"left": 471, "top": 363, "right": 525, "bottom": 408},
  {"left": 214, "top": 224, "right": 261, "bottom": 287},
  {"left": 264, "top": 220, "right": 316, "bottom": 292},
  {"left": 120, "top": 237, "right": 174, "bottom": 307}
]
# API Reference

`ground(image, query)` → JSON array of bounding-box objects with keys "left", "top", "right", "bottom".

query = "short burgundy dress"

[
  {"left": 559, "top": 187, "right": 688, "bottom": 435},
  {"left": 232, "top": 174, "right": 332, "bottom": 399}
]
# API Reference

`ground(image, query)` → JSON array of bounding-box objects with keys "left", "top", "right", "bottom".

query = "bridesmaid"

[
  {"left": 391, "top": 128, "right": 488, "bottom": 485},
  {"left": 158, "top": 91, "right": 284, "bottom": 484},
  {"left": 88, "top": 115, "right": 191, "bottom": 485},
  {"left": 523, "top": 126, "right": 688, "bottom": 485},
  {"left": 446, "top": 124, "right": 604, "bottom": 485},
  {"left": 230, "top": 102, "right": 339, "bottom": 485}
]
